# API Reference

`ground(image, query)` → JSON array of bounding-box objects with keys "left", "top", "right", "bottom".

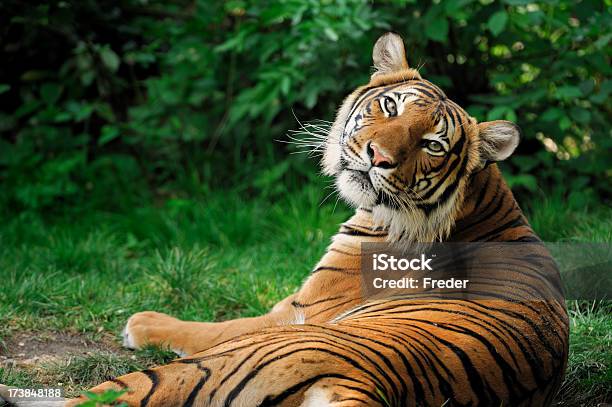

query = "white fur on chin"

[{"left": 337, "top": 169, "right": 461, "bottom": 243}]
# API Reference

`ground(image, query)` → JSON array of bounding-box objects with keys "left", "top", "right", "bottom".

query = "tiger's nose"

[{"left": 367, "top": 142, "right": 395, "bottom": 168}]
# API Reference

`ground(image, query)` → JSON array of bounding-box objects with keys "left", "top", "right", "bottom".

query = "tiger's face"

[
  {"left": 335, "top": 80, "right": 473, "bottom": 212},
  {"left": 323, "top": 33, "right": 520, "bottom": 242}
]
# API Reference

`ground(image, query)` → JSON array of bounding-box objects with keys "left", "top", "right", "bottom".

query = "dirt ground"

[{"left": 1, "top": 331, "right": 124, "bottom": 368}]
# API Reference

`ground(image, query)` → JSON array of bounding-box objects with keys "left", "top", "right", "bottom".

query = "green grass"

[
  {"left": 42, "top": 346, "right": 175, "bottom": 395},
  {"left": 0, "top": 186, "right": 610, "bottom": 405},
  {"left": 0, "top": 345, "right": 175, "bottom": 398},
  {"left": 556, "top": 301, "right": 612, "bottom": 405}
]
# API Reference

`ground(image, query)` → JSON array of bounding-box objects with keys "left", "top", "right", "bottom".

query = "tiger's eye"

[
  {"left": 384, "top": 97, "right": 397, "bottom": 116},
  {"left": 427, "top": 140, "right": 443, "bottom": 152}
]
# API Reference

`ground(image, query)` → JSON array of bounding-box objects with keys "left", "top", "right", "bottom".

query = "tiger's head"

[{"left": 323, "top": 33, "right": 520, "bottom": 242}]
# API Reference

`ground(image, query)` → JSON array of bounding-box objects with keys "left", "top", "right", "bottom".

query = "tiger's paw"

[{"left": 122, "top": 311, "right": 185, "bottom": 355}]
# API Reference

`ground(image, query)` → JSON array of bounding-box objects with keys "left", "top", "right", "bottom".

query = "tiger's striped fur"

[{"left": 55, "top": 33, "right": 568, "bottom": 406}]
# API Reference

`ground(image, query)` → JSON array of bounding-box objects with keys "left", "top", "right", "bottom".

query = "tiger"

[{"left": 0, "top": 32, "right": 568, "bottom": 407}]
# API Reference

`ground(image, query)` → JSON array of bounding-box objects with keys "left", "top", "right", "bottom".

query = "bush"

[{"left": 0, "top": 0, "right": 609, "bottom": 213}]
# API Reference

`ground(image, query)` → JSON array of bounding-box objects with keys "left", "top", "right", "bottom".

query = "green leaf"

[
  {"left": 466, "top": 104, "right": 487, "bottom": 121},
  {"left": 95, "top": 102, "right": 116, "bottom": 121},
  {"left": 590, "top": 80, "right": 612, "bottom": 104},
  {"left": 54, "top": 112, "right": 72, "bottom": 122},
  {"left": 570, "top": 107, "right": 591, "bottom": 124},
  {"left": 506, "top": 174, "right": 538, "bottom": 191},
  {"left": 0, "top": 112, "right": 15, "bottom": 132},
  {"left": 324, "top": 27, "right": 339, "bottom": 42},
  {"left": 224, "top": 0, "right": 246, "bottom": 14},
  {"left": 280, "top": 76, "right": 290, "bottom": 96},
  {"left": 20, "top": 70, "right": 49, "bottom": 81},
  {"left": 304, "top": 87, "right": 319, "bottom": 109},
  {"left": 512, "top": 155, "right": 539, "bottom": 172},
  {"left": 0, "top": 84, "right": 10, "bottom": 94},
  {"left": 594, "top": 32, "right": 612, "bottom": 49},
  {"left": 81, "top": 71, "right": 95, "bottom": 86},
  {"left": 541, "top": 108, "right": 563, "bottom": 122},
  {"left": 99, "top": 125, "right": 120, "bottom": 145},
  {"left": 100, "top": 46, "right": 120, "bottom": 72},
  {"left": 487, "top": 11, "right": 508, "bottom": 36},
  {"left": 559, "top": 116, "right": 572, "bottom": 130},
  {"left": 486, "top": 105, "right": 509, "bottom": 121},
  {"left": 555, "top": 86, "right": 582, "bottom": 99},
  {"left": 444, "top": 0, "right": 472, "bottom": 15},
  {"left": 80, "top": 389, "right": 128, "bottom": 406},
  {"left": 503, "top": 0, "right": 531, "bottom": 5},
  {"left": 505, "top": 109, "right": 517, "bottom": 122},
  {"left": 14, "top": 100, "right": 41, "bottom": 118},
  {"left": 590, "top": 92, "right": 608, "bottom": 104},
  {"left": 427, "top": 75, "right": 452, "bottom": 88},
  {"left": 65, "top": 100, "right": 94, "bottom": 121},
  {"left": 578, "top": 79, "right": 595, "bottom": 95},
  {"left": 40, "top": 83, "right": 62, "bottom": 105},
  {"left": 425, "top": 16, "right": 449, "bottom": 43}
]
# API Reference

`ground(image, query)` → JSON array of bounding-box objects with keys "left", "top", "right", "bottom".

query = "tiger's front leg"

[
  {"left": 122, "top": 209, "right": 372, "bottom": 356},
  {"left": 122, "top": 294, "right": 299, "bottom": 356}
]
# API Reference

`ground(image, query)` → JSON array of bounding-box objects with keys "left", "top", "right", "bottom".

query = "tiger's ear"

[
  {"left": 372, "top": 32, "right": 409, "bottom": 77},
  {"left": 477, "top": 120, "right": 521, "bottom": 168}
]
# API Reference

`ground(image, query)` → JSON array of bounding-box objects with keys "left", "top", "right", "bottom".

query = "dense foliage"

[{"left": 0, "top": 0, "right": 610, "bottom": 213}]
